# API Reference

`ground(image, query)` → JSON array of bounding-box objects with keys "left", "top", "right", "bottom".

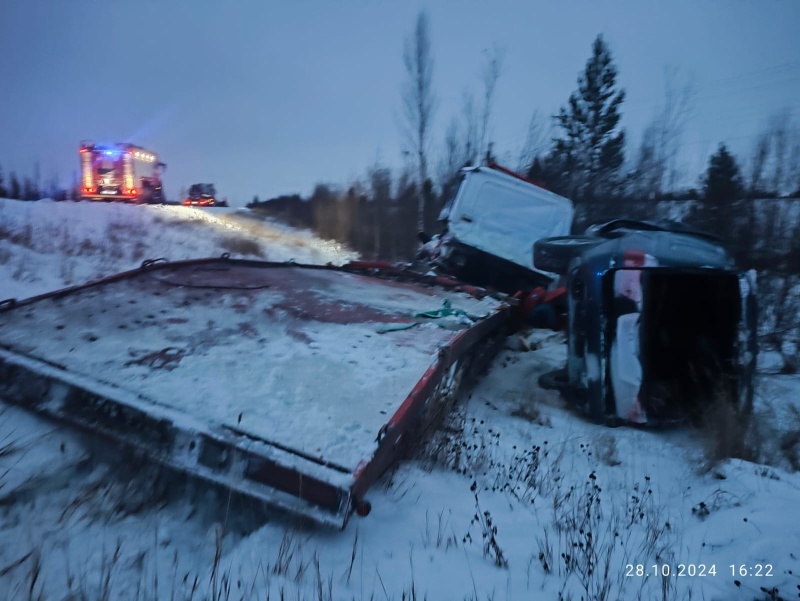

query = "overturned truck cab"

[
  {"left": 534, "top": 220, "right": 757, "bottom": 426},
  {"left": 421, "top": 163, "right": 574, "bottom": 293}
]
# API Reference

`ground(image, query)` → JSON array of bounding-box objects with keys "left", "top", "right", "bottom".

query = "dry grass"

[
  {"left": 536, "top": 469, "right": 681, "bottom": 601},
  {"left": 421, "top": 509, "right": 458, "bottom": 551},
  {"left": 779, "top": 429, "right": 800, "bottom": 472},
  {"left": 593, "top": 433, "right": 621, "bottom": 467},
  {"left": 698, "top": 386, "right": 760, "bottom": 471},
  {"left": 511, "top": 393, "right": 552, "bottom": 427}
]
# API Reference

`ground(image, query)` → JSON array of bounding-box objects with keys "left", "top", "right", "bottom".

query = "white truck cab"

[{"left": 429, "top": 164, "right": 574, "bottom": 291}]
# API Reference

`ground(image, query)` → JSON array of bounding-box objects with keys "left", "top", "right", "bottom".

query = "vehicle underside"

[{"left": 635, "top": 270, "right": 742, "bottom": 422}]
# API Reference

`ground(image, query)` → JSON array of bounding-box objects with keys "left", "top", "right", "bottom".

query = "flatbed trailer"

[{"left": 0, "top": 258, "right": 512, "bottom": 527}]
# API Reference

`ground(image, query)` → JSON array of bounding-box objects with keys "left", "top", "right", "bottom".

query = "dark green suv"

[{"left": 533, "top": 220, "right": 757, "bottom": 426}]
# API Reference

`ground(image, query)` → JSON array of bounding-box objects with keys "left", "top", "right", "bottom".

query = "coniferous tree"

[
  {"left": 23, "top": 177, "right": 39, "bottom": 201},
  {"left": 9, "top": 172, "right": 21, "bottom": 200},
  {"left": 526, "top": 157, "right": 546, "bottom": 186},
  {"left": 0, "top": 165, "right": 7, "bottom": 198},
  {"left": 552, "top": 35, "right": 626, "bottom": 217},
  {"left": 702, "top": 144, "right": 743, "bottom": 207},
  {"left": 701, "top": 144, "right": 743, "bottom": 231},
  {"left": 530, "top": 152, "right": 571, "bottom": 197}
]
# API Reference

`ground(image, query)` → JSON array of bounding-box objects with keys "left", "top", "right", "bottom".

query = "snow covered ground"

[
  {"left": 1, "top": 197, "right": 799, "bottom": 601},
  {"left": 0, "top": 199, "right": 355, "bottom": 300}
]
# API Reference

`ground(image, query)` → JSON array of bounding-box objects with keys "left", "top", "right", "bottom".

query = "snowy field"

[
  {"left": 0, "top": 198, "right": 799, "bottom": 601},
  {"left": 0, "top": 200, "right": 356, "bottom": 300}
]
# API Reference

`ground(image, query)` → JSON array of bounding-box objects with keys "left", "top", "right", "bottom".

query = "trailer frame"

[{"left": 0, "top": 257, "right": 512, "bottom": 527}]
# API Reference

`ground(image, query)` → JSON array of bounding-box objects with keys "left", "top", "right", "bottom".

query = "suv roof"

[{"left": 580, "top": 219, "right": 735, "bottom": 271}]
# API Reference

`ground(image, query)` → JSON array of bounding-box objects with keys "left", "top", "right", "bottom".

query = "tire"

[
  {"left": 538, "top": 368, "right": 569, "bottom": 391},
  {"left": 533, "top": 236, "right": 601, "bottom": 275}
]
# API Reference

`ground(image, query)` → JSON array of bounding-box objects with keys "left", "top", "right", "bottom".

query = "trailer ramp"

[{"left": 0, "top": 258, "right": 511, "bottom": 527}]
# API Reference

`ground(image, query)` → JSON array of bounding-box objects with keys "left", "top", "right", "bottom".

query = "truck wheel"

[{"left": 533, "top": 236, "right": 600, "bottom": 275}]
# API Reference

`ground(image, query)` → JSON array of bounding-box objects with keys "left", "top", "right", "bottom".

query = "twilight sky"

[{"left": 1, "top": 0, "right": 799, "bottom": 205}]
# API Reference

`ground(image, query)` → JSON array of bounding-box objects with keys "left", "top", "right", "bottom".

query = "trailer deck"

[{"left": 0, "top": 258, "right": 511, "bottom": 526}]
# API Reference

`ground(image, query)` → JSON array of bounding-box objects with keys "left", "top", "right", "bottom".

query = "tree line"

[
  {"left": 0, "top": 165, "right": 70, "bottom": 202},
  {"left": 3, "top": 13, "right": 799, "bottom": 271},
  {"left": 249, "top": 14, "right": 800, "bottom": 272}
]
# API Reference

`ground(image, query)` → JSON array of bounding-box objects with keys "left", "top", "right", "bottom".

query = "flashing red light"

[
  {"left": 131, "top": 189, "right": 137, "bottom": 195},
  {"left": 79, "top": 148, "right": 88, "bottom": 153}
]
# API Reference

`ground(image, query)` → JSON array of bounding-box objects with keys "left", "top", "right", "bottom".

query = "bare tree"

[
  {"left": 477, "top": 45, "right": 505, "bottom": 164},
  {"left": 437, "top": 89, "right": 483, "bottom": 188},
  {"left": 630, "top": 122, "right": 662, "bottom": 200},
  {"left": 438, "top": 117, "right": 463, "bottom": 188},
  {"left": 401, "top": 11, "right": 436, "bottom": 232},
  {"left": 748, "top": 129, "right": 772, "bottom": 196},
  {"left": 770, "top": 110, "right": 792, "bottom": 194},
  {"left": 631, "top": 67, "right": 695, "bottom": 199},
  {"left": 460, "top": 90, "right": 479, "bottom": 167},
  {"left": 517, "top": 109, "right": 550, "bottom": 173},
  {"left": 748, "top": 110, "right": 796, "bottom": 197},
  {"left": 660, "top": 67, "right": 695, "bottom": 193}
]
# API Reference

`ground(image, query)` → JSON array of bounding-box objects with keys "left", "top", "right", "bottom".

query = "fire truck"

[{"left": 79, "top": 141, "right": 166, "bottom": 203}]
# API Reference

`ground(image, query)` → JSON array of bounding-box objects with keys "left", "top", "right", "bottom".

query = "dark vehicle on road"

[
  {"left": 533, "top": 219, "right": 757, "bottom": 426},
  {"left": 183, "top": 183, "right": 219, "bottom": 206}
]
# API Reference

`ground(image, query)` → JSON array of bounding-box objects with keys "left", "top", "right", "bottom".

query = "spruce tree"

[
  {"left": 702, "top": 144, "right": 743, "bottom": 206},
  {"left": 701, "top": 144, "right": 743, "bottom": 230},
  {"left": 552, "top": 35, "right": 626, "bottom": 214},
  {"left": 526, "top": 157, "right": 546, "bottom": 186}
]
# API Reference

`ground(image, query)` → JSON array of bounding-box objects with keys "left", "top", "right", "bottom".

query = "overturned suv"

[{"left": 534, "top": 220, "right": 757, "bottom": 426}]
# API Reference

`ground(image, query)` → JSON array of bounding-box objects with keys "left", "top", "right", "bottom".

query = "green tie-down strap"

[{"left": 376, "top": 300, "right": 483, "bottom": 334}]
